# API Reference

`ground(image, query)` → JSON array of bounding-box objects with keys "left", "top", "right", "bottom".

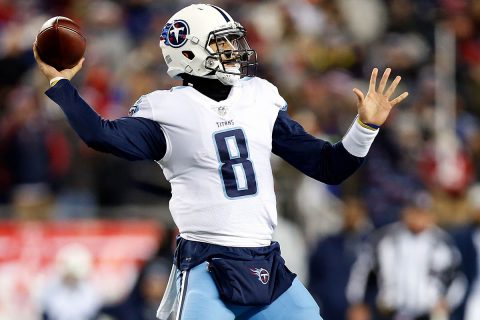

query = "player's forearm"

[
  {"left": 314, "top": 142, "right": 364, "bottom": 184},
  {"left": 272, "top": 111, "right": 364, "bottom": 184},
  {"left": 290, "top": 141, "right": 364, "bottom": 185},
  {"left": 46, "top": 79, "right": 109, "bottom": 146}
]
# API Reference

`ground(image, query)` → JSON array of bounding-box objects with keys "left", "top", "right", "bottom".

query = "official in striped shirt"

[{"left": 346, "top": 192, "right": 466, "bottom": 320}]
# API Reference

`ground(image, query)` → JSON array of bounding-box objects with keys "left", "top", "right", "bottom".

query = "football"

[{"left": 35, "top": 16, "right": 86, "bottom": 71}]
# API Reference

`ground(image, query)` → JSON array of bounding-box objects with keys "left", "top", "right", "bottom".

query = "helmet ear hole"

[{"left": 182, "top": 51, "right": 195, "bottom": 60}]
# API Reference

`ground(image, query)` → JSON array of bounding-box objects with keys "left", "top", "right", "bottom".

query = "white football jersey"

[{"left": 132, "top": 77, "right": 287, "bottom": 247}]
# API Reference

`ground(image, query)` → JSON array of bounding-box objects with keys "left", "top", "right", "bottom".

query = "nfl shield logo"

[{"left": 217, "top": 106, "right": 228, "bottom": 116}]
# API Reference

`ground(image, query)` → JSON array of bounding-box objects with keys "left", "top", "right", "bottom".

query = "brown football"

[{"left": 36, "top": 16, "right": 86, "bottom": 71}]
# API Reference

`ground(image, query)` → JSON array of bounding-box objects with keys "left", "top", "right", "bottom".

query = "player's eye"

[{"left": 217, "top": 41, "right": 227, "bottom": 48}]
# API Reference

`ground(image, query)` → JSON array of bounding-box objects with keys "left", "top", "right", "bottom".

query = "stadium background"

[{"left": 0, "top": 0, "right": 479, "bottom": 319}]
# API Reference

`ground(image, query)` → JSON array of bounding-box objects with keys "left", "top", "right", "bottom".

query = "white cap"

[{"left": 56, "top": 243, "right": 93, "bottom": 280}]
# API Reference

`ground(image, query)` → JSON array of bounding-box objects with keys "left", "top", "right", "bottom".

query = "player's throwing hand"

[
  {"left": 353, "top": 68, "right": 408, "bottom": 126},
  {"left": 33, "top": 42, "right": 84, "bottom": 83}
]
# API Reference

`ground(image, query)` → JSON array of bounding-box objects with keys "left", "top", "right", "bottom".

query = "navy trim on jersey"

[
  {"left": 208, "top": 4, "right": 231, "bottom": 22},
  {"left": 45, "top": 80, "right": 166, "bottom": 161},
  {"left": 272, "top": 110, "right": 364, "bottom": 185}
]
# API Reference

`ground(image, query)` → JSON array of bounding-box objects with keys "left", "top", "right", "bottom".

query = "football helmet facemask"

[{"left": 159, "top": 4, "right": 257, "bottom": 85}]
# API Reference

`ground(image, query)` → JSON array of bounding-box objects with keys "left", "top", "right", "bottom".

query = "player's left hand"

[{"left": 353, "top": 68, "right": 408, "bottom": 127}]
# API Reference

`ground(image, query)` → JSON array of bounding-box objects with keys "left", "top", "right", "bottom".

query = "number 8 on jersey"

[{"left": 213, "top": 128, "right": 258, "bottom": 199}]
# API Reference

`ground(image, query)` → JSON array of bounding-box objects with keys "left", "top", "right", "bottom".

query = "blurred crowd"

[{"left": 1, "top": 0, "right": 480, "bottom": 319}]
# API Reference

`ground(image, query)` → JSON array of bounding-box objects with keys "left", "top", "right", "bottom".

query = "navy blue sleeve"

[
  {"left": 45, "top": 79, "right": 166, "bottom": 161},
  {"left": 272, "top": 110, "right": 364, "bottom": 185}
]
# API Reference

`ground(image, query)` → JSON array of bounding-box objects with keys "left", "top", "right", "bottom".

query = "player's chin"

[{"left": 224, "top": 61, "right": 241, "bottom": 70}]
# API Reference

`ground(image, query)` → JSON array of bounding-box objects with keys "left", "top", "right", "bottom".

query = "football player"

[{"left": 33, "top": 4, "right": 408, "bottom": 320}]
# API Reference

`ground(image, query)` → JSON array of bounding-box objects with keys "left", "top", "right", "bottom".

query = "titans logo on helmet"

[{"left": 160, "top": 20, "right": 190, "bottom": 48}]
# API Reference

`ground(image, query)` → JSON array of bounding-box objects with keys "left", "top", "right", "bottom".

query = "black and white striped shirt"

[{"left": 347, "top": 222, "right": 466, "bottom": 317}]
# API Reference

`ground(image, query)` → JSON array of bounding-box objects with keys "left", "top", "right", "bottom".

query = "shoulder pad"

[
  {"left": 129, "top": 94, "right": 153, "bottom": 119},
  {"left": 252, "top": 77, "right": 288, "bottom": 111}
]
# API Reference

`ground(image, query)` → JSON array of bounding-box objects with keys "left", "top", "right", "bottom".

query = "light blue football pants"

[{"left": 176, "top": 262, "right": 322, "bottom": 320}]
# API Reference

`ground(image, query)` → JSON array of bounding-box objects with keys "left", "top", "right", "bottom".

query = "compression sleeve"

[
  {"left": 272, "top": 110, "right": 364, "bottom": 184},
  {"left": 45, "top": 79, "right": 166, "bottom": 161}
]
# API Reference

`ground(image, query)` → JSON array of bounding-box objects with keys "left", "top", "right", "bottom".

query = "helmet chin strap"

[
  {"left": 215, "top": 64, "right": 241, "bottom": 85},
  {"left": 216, "top": 70, "right": 240, "bottom": 85}
]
